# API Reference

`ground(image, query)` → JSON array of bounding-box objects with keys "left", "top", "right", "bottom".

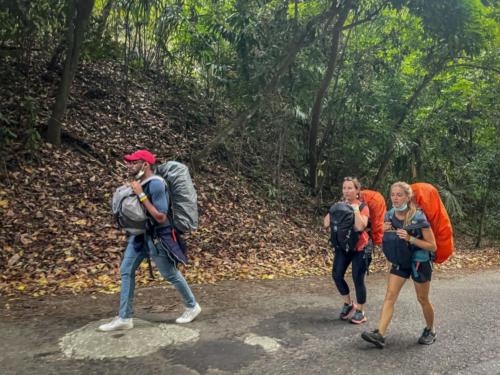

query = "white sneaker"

[
  {"left": 176, "top": 303, "right": 201, "bottom": 324},
  {"left": 98, "top": 317, "right": 133, "bottom": 332}
]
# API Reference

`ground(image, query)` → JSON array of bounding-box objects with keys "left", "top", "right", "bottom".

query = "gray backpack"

[
  {"left": 111, "top": 176, "right": 164, "bottom": 235},
  {"left": 156, "top": 161, "right": 198, "bottom": 233}
]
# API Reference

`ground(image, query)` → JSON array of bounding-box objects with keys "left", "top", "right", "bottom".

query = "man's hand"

[{"left": 130, "top": 180, "right": 143, "bottom": 195}]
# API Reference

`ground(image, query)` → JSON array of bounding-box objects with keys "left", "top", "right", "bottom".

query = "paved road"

[{"left": 1, "top": 269, "right": 499, "bottom": 374}]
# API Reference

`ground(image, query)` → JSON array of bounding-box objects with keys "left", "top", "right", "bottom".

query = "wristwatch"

[{"left": 137, "top": 192, "right": 146, "bottom": 199}]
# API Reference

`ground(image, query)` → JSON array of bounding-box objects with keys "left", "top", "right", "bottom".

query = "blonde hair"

[
  {"left": 343, "top": 176, "right": 361, "bottom": 190},
  {"left": 391, "top": 181, "right": 417, "bottom": 226}
]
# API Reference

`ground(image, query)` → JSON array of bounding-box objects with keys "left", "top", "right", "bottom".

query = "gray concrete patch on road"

[
  {"left": 60, "top": 319, "right": 199, "bottom": 359},
  {"left": 251, "top": 306, "right": 343, "bottom": 348},
  {"left": 243, "top": 333, "right": 281, "bottom": 352}
]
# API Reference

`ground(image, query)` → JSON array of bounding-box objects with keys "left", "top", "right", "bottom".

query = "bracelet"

[
  {"left": 353, "top": 207, "right": 360, "bottom": 213},
  {"left": 409, "top": 236, "right": 416, "bottom": 245},
  {"left": 139, "top": 195, "right": 148, "bottom": 203}
]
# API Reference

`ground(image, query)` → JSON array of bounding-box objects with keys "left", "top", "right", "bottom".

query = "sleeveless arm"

[
  {"left": 324, "top": 213, "right": 330, "bottom": 228},
  {"left": 412, "top": 227, "right": 436, "bottom": 252},
  {"left": 353, "top": 205, "right": 369, "bottom": 231}
]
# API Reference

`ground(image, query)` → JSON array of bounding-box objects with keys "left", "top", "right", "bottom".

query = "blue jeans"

[{"left": 119, "top": 235, "right": 197, "bottom": 318}]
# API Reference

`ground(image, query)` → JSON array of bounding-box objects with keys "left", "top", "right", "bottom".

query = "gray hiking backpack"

[
  {"left": 155, "top": 161, "right": 198, "bottom": 233},
  {"left": 111, "top": 176, "right": 163, "bottom": 235}
]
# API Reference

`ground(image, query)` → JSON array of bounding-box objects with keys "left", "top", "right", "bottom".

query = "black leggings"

[{"left": 332, "top": 249, "right": 367, "bottom": 305}]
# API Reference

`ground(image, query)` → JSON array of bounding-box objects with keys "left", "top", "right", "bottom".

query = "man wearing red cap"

[{"left": 99, "top": 150, "right": 201, "bottom": 331}]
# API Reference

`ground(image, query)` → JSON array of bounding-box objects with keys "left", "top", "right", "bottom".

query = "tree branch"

[
  {"left": 451, "top": 63, "right": 500, "bottom": 75},
  {"left": 342, "top": 3, "right": 387, "bottom": 30}
]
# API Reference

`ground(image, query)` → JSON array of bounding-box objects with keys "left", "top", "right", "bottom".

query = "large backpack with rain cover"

[
  {"left": 155, "top": 161, "right": 198, "bottom": 233},
  {"left": 329, "top": 202, "right": 366, "bottom": 253},
  {"left": 411, "top": 183, "right": 454, "bottom": 263},
  {"left": 359, "top": 190, "right": 387, "bottom": 274},
  {"left": 360, "top": 190, "right": 387, "bottom": 246}
]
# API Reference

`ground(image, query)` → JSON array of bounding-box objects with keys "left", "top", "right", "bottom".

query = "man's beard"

[
  {"left": 134, "top": 169, "right": 145, "bottom": 180},
  {"left": 128, "top": 167, "right": 143, "bottom": 179}
]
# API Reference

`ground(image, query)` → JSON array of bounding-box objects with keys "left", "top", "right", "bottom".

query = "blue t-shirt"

[
  {"left": 144, "top": 178, "right": 169, "bottom": 228},
  {"left": 130, "top": 177, "right": 170, "bottom": 253}
]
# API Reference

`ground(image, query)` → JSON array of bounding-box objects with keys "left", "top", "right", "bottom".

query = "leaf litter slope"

[{"left": 0, "top": 60, "right": 498, "bottom": 298}]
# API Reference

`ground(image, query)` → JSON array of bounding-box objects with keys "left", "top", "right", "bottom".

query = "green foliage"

[
  {"left": 0, "top": 0, "right": 66, "bottom": 59},
  {"left": 0, "top": 0, "right": 498, "bottom": 240}
]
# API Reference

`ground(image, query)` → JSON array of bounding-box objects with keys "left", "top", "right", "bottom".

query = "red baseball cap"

[{"left": 124, "top": 150, "right": 156, "bottom": 164}]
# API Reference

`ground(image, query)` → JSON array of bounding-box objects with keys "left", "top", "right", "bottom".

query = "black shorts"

[{"left": 390, "top": 261, "right": 432, "bottom": 283}]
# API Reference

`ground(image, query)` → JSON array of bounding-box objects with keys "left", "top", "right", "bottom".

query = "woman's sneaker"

[
  {"left": 339, "top": 303, "right": 356, "bottom": 320},
  {"left": 361, "top": 329, "right": 385, "bottom": 348},
  {"left": 350, "top": 310, "right": 367, "bottom": 324},
  {"left": 418, "top": 327, "right": 436, "bottom": 345}
]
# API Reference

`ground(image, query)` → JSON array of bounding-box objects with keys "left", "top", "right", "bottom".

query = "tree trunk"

[
  {"left": 46, "top": 0, "right": 95, "bottom": 146},
  {"left": 124, "top": 8, "right": 131, "bottom": 125},
  {"left": 95, "top": 0, "right": 114, "bottom": 41},
  {"left": 308, "top": 1, "right": 354, "bottom": 189},
  {"left": 193, "top": 0, "right": 340, "bottom": 167},
  {"left": 273, "top": 117, "right": 288, "bottom": 193},
  {"left": 475, "top": 188, "right": 489, "bottom": 248}
]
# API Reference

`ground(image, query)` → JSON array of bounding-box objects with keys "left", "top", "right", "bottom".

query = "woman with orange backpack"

[
  {"left": 324, "top": 177, "right": 370, "bottom": 324},
  {"left": 361, "top": 181, "right": 437, "bottom": 348}
]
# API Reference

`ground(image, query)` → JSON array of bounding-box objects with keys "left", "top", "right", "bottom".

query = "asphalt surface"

[{"left": 1, "top": 269, "right": 499, "bottom": 374}]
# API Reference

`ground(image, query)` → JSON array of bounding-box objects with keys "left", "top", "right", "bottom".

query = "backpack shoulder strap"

[
  {"left": 141, "top": 175, "right": 166, "bottom": 186},
  {"left": 387, "top": 208, "right": 404, "bottom": 229},
  {"left": 404, "top": 209, "right": 429, "bottom": 231}
]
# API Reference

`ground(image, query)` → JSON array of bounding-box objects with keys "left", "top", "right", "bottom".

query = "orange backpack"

[
  {"left": 360, "top": 190, "right": 387, "bottom": 246},
  {"left": 410, "top": 183, "right": 454, "bottom": 263}
]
